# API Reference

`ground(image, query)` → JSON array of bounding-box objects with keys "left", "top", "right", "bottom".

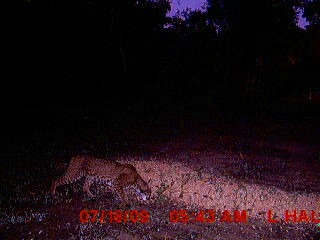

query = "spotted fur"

[{"left": 50, "top": 156, "right": 151, "bottom": 205}]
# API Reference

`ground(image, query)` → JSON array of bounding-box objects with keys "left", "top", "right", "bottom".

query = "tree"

[
  {"left": 205, "top": 0, "right": 306, "bottom": 102},
  {"left": 9, "top": 0, "right": 171, "bottom": 103}
]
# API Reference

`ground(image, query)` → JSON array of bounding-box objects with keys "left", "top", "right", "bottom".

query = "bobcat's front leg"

[
  {"left": 50, "top": 180, "right": 58, "bottom": 195},
  {"left": 115, "top": 175, "right": 130, "bottom": 207},
  {"left": 83, "top": 177, "right": 95, "bottom": 198}
]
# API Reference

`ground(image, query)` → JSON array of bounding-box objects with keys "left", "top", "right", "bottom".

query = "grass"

[{"left": 1, "top": 120, "right": 319, "bottom": 239}]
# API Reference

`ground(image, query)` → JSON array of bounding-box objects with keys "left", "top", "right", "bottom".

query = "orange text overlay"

[
  {"left": 169, "top": 209, "right": 247, "bottom": 223},
  {"left": 169, "top": 209, "right": 320, "bottom": 223},
  {"left": 79, "top": 209, "right": 149, "bottom": 223}
]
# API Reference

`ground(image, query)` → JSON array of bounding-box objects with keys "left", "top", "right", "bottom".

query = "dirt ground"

[{"left": 0, "top": 105, "right": 320, "bottom": 239}]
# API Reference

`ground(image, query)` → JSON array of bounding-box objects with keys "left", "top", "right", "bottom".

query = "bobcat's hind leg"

[{"left": 83, "top": 177, "right": 95, "bottom": 198}]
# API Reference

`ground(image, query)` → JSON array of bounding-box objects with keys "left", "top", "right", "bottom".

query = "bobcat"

[{"left": 50, "top": 156, "right": 151, "bottom": 205}]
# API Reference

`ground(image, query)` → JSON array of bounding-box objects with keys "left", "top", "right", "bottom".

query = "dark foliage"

[{"left": 5, "top": 0, "right": 319, "bottom": 107}]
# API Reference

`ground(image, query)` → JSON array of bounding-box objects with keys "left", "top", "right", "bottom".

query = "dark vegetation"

[{"left": 7, "top": 0, "right": 320, "bottom": 105}]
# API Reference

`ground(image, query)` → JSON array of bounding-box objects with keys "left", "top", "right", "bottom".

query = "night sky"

[
  {"left": 169, "top": 0, "right": 308, "bottom": 28},
  {"left": 169, "top": 0, "right": 205, "bottom": 15}
]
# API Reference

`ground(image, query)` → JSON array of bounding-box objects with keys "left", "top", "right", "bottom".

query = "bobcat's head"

[{"left": 136, "top": 177, "right": 151, "bottom": 201}]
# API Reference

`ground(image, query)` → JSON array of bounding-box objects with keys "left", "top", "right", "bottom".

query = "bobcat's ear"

[{"left": 147, "top": 178, "right": 152, "bottom": 184}]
